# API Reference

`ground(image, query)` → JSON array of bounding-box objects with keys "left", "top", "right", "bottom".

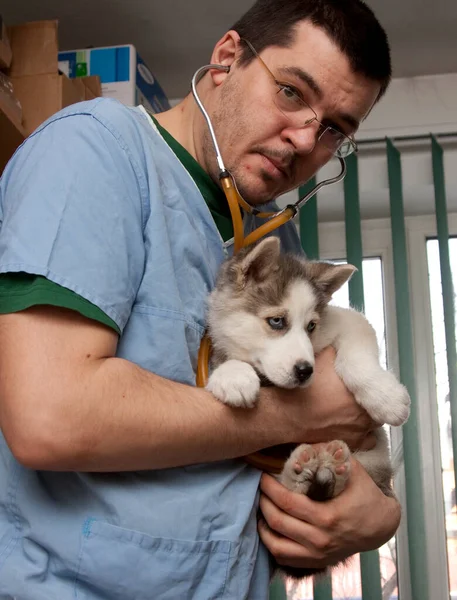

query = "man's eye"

[
  {"left": 325, "top": 125, "right": 345, "bottom": 139},
  {"left": 267, "top": 317, "right": 286, "bottom": 330},
  {"left": 277, "top": 84, "right": 303, "bottom": 105},
  {"left": 327, "top": 127, "right": 342, "bottom": 137},
  {"left": 279, "top": 85, "right": 298, "bottom": 98}
]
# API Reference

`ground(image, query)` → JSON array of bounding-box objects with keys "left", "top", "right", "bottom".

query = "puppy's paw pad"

[
  {"left": 325, "top": 440, "right": 350, "bottom": 460},
  {"left": 280, "top": 444, "right": 319, "bottom": 494},
  {"left": 320, "top": 440, "right": 351, "bottom": 495},
  {"left": 293, "top": 461, "right": 304, "bottom": 474}
]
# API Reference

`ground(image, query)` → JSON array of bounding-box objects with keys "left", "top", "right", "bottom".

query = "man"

[{"left": 0, "top": 0, "right": 400, "bottom": 598}]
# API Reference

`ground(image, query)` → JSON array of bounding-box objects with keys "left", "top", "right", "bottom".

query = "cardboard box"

[
  {"left": 0, "top": 15, "right": 12, "bottom": 69},
  {"left": 0, "top": 110, "right": 25, "bottom": 174},
  {"left": 0, "top": 86, "right": 26, "bottom": 174},
  {"left": 81, "top": 75, "right": 102, "bottom": 100},
  {"left": 4, "top": 20, "right": 101, "bottom": 136},
  {"left": 58, "top": 45, "right": 170, "bottom": 113},
  {"left": 0, "top": 72, "right": 22, "bottom": 127},
  {"left": 11, "top": 72, "right": 85, "bottom": 135},
  {"left": 7, "top": 20, "right": 58, "bottom": 77},
  {"left": 70, "top": 75, "right": 102, "bottom": 101},
  {"left": 0, "top": 19, "right": 103, "bottom": 172}
]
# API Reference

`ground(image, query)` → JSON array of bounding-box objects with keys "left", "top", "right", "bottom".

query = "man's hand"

[
  {"left": 275, "top": 346, "right": 378, "bottom": 452},
  {"left": 258, "top": 457, "right": 401, "bottom": 570}
]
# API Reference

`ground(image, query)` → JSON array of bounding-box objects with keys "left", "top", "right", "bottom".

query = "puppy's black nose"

[{"left": 294, "top": 361, "right": 314, "bottom": 383}]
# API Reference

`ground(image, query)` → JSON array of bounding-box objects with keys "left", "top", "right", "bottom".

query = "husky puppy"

[{"left": 206, "top": 237, "right": 410, "bottom": 580}]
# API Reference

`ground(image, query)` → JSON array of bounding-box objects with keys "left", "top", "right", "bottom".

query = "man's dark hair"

[{"left": 231, "top": 0, "right": 391, "bottom": 101}]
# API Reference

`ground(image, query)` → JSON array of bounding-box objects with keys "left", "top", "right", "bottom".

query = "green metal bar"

[
  {"left": 431, "top": 135, "right": 457, "bottom": 510},
  {"left": 299, "top": 178, "right": 319, "bottom": 259},
  {"left": 313, "top": 575, "right": 333, "bottom": 600},
  {"left": 344, "top": 154, "right": 365, "bottom": 313},
  {"left": 344, "top": 153, "right": 383, "bottom": 600},
  {"left": 359, "top": 554, "right": 383, "bottom": 600},
  {"left": 386, "top": 138, "right": 429, "bottom": 600},
  {"left": 269, "top": 575, "right": 288, "bottom": 600},
  {"left": 299, "top": 180, "right": 333, "bottom": 600}
]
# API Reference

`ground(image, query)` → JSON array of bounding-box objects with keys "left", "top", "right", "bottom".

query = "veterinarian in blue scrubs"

[{"left": 0, "top": 1, "right": 401, "bottom": 598}]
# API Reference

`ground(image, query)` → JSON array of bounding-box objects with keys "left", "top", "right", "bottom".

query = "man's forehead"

[
  {"left": 264, "top": 21, "right": 358, "bottom": 83},
  {"left": 266, "top": 32, "right": 381, "bottom": 126}
]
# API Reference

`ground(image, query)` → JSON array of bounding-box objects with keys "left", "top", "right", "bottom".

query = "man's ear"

[
  {"left": 229, "top": 237, "right": 281, "bottom": 289},
  {"left": 209, "top": 31, "right": 241, "bottom": 85},
  {"left": 305, "top": 261, "right": 357, "bottom": 302}
]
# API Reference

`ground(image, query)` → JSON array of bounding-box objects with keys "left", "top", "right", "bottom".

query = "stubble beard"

[{"left": 200, "top": 77, "right": 275, "bottom": 206}]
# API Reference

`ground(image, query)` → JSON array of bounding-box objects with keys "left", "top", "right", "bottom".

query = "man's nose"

[{"left": 282, "top": 122, "right": 319, "bottom": 155}]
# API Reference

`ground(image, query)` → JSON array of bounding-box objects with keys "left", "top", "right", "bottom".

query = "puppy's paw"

[
  {"left": 356, "top": 370, "right": 411, "bottom": 426},
  {"left": 280, "top": 444, "right": 320, "bottom": 495},
  {"left": 280, "top": 441, "right": 351, "bottom": 499},
  {"left": 206, "top": 360, "right": 260, "bottom": 408}
]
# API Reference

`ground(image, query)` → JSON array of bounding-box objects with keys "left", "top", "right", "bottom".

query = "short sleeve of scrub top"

[{"left": 0, "top": 108, "right": 146, "bottom": 333}]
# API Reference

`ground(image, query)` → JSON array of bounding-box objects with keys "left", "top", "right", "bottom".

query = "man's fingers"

[
  {"left": 259, "top": 493, "right": 331, "bottom": 551},
  {"left": 260, "top": 474, "right": 337, "bottom": 528},
  {"left": 257, "top": 518, "right": 328, "bottom": 568}
]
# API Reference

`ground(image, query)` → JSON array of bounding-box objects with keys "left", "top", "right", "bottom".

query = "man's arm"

[{"left": 0, "top": 306, "right": 374, "bottom": 471}]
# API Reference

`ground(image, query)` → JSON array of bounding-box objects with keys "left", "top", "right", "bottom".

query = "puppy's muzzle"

[{"left": 294, "top": 361, "right": 314, "bottom": 384}]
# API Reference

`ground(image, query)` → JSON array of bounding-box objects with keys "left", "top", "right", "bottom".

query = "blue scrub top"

[{"left": 0, "top": 98, "right": 303, "bottom": 599}]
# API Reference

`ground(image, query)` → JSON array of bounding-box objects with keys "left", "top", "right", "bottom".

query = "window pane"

[
  {"left": 426, "top": 237, "right": 457, "bottom": 598},
  {"left": 331, "top": 258, "right": 387, "bottom": 367}
]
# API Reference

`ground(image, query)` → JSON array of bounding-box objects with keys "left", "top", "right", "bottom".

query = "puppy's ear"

[
  {"left": 306, "top": 261, "right": 357, "bottom": 302},
  {"left": 234, "top": 237, "right": 281, "bottom": 287}
]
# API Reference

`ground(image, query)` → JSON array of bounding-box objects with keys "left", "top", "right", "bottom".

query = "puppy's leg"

[
  {"left": 275, "top": 440, "right": 351, "bottom": 580},
  {"left": 354, "top": 428, "right": 395, "bottom": 497},
  {"left": 206, "top": 359, "right": 260, "bottom": 408},
  {"left": 279, "top": 440, "right": 351, "bottom": 500},
  {"left": 318, "top": 306, "right": 411, "bottom": 426},
  {"left": 280, "top": 431, "right": 392, "bottom": 500}
]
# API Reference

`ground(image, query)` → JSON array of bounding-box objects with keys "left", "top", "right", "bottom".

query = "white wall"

[{"left": 359, "top": 73, "right": 457, "bottom": 140}]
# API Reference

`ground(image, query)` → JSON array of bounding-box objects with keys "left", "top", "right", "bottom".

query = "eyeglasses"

[{"left": 240, "top": 39, "right": 358, "bottom": 158}]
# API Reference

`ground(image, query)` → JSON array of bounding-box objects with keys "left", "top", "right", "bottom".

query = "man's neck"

[
  {"left": 154, "top": 72, "right": 217, "bottom": 172},
  {"left": 154, "top": 95, "right": 200, "bottom": 163}
]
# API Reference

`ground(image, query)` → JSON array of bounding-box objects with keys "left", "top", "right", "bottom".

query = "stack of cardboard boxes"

[
  {"left": 0, "top": 16, "right": 170, "bottom": 176},
  {"left": 0, "top": 18, "right": 103, "bottom": 174},
  {"left": 8, "top": 20, "right": 103, "bottom": 137}
]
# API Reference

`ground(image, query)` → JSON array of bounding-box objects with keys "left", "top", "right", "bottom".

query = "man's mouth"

[{"left": 259, "top": 154, "right": 290, "bottom": 179}]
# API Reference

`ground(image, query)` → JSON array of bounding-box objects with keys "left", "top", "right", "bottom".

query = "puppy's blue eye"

[
  {"left": 267, "top": 317, "right": 285, "bottom": 330},
  {"left": 307, "top": 321, "right": 316, "bottom": 332}
]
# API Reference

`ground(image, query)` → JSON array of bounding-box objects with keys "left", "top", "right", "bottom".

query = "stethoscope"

[{"left": 191, "top": 64, "right": 347, "bottom": 471}]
